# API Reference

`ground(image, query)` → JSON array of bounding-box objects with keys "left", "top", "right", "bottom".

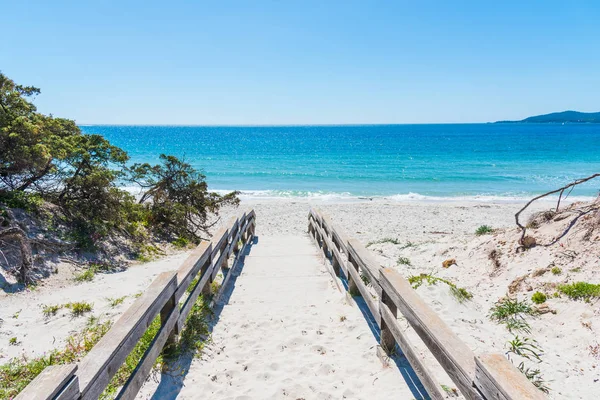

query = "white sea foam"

[{"left": 206, "top": 189, "right": 597, "bottom": 204}]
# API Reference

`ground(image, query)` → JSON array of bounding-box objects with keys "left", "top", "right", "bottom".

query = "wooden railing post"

[
  {"left": 347, "top": 252, "right": 359, "bottom": 295},
  {"left": 380, "top": 290, "right": 397, "bottom": 353},
  {"left": 161, "top": 291, "right": 178, "bottom": 354}
]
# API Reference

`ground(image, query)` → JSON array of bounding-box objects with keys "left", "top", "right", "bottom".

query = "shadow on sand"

[{"left": 148, "top": 236, "right": 258, "bottom": 400}]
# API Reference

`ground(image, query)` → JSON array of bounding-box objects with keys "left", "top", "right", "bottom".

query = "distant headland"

[{"left": 496, "top": 110, "right": 600, "bottom": 124}]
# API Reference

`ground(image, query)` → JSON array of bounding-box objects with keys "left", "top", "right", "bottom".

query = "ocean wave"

[{"left": 207, "top": 189, "right": 597, "bottom": 204}]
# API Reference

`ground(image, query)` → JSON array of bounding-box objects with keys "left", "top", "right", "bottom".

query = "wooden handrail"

[
  {"left": 308, "top": 207, "right": 544, "bottom": 400},
  {"left": 17, "top": 210, "right": 256, "bottom": 400}
]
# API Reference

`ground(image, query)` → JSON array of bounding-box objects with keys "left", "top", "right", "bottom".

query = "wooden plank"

[
  {"left": 346, "top": 257, "right": 381, "bottom": 327},
  {"left": 116, "top": 301, "right": 180, "bottom": 400},
  {"left": 15, "top": 364, "right": 78, "bottom": 400},
  {"left": 178, "top": 258, "right": 212, "bottom": 330},
  {"left": 347, "top": 239, "right": 382, "bottom": 296},
  {"left": 212, "top": 241, "right": 230, "bottom": 280},
  {"left": 380, "top": 268, "right": 483, "bottom": 400},
  {"left": 55, "top": 376, "right": 80, "bottom": 400},
  {"left": 174, "top": 242, "right": 212, "bottom": 301},
  {"left": 330, "top": 224, "right": 349, "bottom": 254},
  {"left": 380, "top": 302, "right": 447, "bottom": 400},
  {"left": 210, "top": 226, "right": 229, "bottom": 260},
  {"left": 78, "top": 272, "right": 177, "bottom": 400},
  {"left": 475, "top": 354, "right": 546, "bottom": 400}
]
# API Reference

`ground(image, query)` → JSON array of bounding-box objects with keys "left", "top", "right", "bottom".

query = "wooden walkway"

[
  {"left": 18, "top": 209, "right": 545, "bottom": 400},
  {"left": 144, "top": 235, "right": 417, "bottom": 399}
]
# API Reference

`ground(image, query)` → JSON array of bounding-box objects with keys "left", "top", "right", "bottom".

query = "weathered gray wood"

[
  {"left": 379, "top": 302, "right": 447, "bottom": 400},
  {"left": 346, "top": 256, "right": 381, "bottom": 327},
  {"left": 178, "top": 261, "right": 212, "bottom": 331},
  {"left": 15, "top": 364, "right": 79, "bottom": 400},
  {"left": 174, "top": 242, "right": 212, "bottom": 301},
  {"left": 330, "top": 224, "right": 349, "bottom": 254},
  {"left": 78, "top": 272, "right": 177, "bottom": 400},
  {"left": 210, "top": 226, "right": 229, "bottom": 260},
  {"left": 347, "top": 239, "right": 383, "bottom": 296},
  {"left": 116, "top": 299, "right": 180, "bottom": 400},
  {"left": 380, "top": 268, "right": 483, "bottom": 400},
  {"left": 380, "top": 290, "right": 397, "bottom": 353},
  {"left": 54, "top": 376, "right": 80, "bottom": 400},
  {"left": 474, "top": 354, "right": 546, "bottom": 400}
]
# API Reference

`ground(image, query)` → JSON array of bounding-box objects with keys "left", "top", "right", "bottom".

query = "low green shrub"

[
  {"left": 475, "top": 225, "right": 494, "bottom": 235},
  {"left": 531, "top": 292, "right": 547, "bottom": 304},
  {"left": 557, "top": 282, "right": 600, "bottom": 301}
]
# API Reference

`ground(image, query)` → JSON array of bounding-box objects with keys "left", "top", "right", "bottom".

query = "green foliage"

[
  {"left": 0, "top": 191, "right": 43, "bottom": 212},
  {"left": 489, "top": 297, "right": 537, "bottom": 333},
  {"left": 551, "top": 266, "right": 562, "bottom": 275},
  {"left": 42, "top": 304, "right": 63, "bottom": 318},
  {"left": 0, "top": 318, "right": 111, "bottom": 399},
  {"left": 107, "top": 296, "right": 126, "bottom": 308},
  {"left": 517, "top": 362, "right": 550, "bottom": 393},
  {"left": 74, "top": 268, "right": 96, "bottom": 282},
  {"left": 399, "top": 241, "right": 417, "bottom": 250},
  {"left": 360, "top": 273, "right": 371, "bottom": 286},
  {"left": 531, "top": 292, "right": 547, "bottom": 304},
  {"left": 100, "top": 316, "right": 161, "bottom": 399},
  {"left": 441, "top": 385, "right": 458, "bottom": 396},
  {"left": 8, "top": 337, "right": 18, "bottom": 346},
  {"left": 66, "top": 301, "right": 93, "bottom": 316},
  {"left": 408, "top": 273, "right": 473, "bottom": 303},
  {"left": 396, "top": 256, "right": 411, "bottom": 266},
  {"left": 366, "top": 237, "right": 400, "bottom": 247},
  {"left": 507, "top": 336, "right": 543, "bottom": 362},
  {"left": 127, "top": 155, "right": 239, "bottom": 243},
  {"left": 172, "top": 236, "right": 191, "bottom": 248},
  {"left": 557, "top": 282, "right": 600, "bottom": 301},
  {"left": 475, "top": 225, "right": 494, "bottom": 235},
  {"left": 0, "top": 72, "right": 238, "bottom": 263}
]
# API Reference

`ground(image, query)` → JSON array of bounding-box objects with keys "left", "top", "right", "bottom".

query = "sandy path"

[{"left": 139, "top": 234, "right": 422, "bottom": 399}]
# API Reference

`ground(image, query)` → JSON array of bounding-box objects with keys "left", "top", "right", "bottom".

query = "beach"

[{"left": 4, "top": 196, "right": 598, "bottom": 398}]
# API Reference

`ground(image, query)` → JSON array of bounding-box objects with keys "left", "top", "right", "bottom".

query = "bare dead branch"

[{"left": 515, "top": 173, "right": 600, "bottom": 245}]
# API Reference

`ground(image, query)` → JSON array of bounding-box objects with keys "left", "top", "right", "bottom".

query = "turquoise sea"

[{"left": 81, "top": 124, "right": 600, "bottom": 201}]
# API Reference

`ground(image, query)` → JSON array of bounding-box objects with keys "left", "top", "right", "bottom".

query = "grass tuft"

[
  {"left": 107, "top": 296, "right": 126, "bottom": 308},
  {"left": 551, "top": 266, "right": 562, "bottom": 275},
  {"left": 366, "top": 237, "right": 401, "bottom": 247},
  {"left": 0, "top": 318, "right": 112, "bottom": 399},
  {"left": 475, "top": 225, "right": 494, "bottom": 235},
  {"left": 66, "top": 302, "right": 93, "bottom": 317},
  {"left": 408, "top": 273, "right": 472, "bottom": 303},
  {"left": 74, "top": 268, "right": 95, "bottom": 282},
  {"left": 557, "top": 282, "right": 600, "bottom": 302},
  {"left": 396, "top": 256, "right": 411, "bottom": 266},
  {"left": 518, "top": 362, "right": 550, "bottom": 393},
  {"left": 507, "top": 336, "right": 543, "bottom": 362},
  {"left": 42, "top": 304, "right": 63, "bottom": 318},
  {"left": 489, "top": 297, "right": 537, "bottom": 333}
]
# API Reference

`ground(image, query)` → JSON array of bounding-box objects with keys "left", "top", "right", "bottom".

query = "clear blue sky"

[{"left": 2, "top": 1, "right": 599, "bottom": 125}]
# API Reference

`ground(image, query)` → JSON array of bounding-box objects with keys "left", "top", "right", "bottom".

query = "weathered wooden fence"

[
  {"left": 308, "top": 208, "right": 545, "bottom": 400},
  {"left": 17, "top": 210, "right": 256, "bottom": 400}
]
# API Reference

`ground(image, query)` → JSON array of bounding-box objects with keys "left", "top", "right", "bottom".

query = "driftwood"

[{"left": 515, "top": 173, "right": 600, "bottom": 245}]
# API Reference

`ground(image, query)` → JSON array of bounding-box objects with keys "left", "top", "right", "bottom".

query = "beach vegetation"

[
  {"left": 489, "top": 297, "right": 537, "bottom": 333},
  {"left": 396, "top": 256, "right": 411, "bottom": 266},
  {"left": 531, "top": 292, "right": 547, "bottom": 304},
  {"left": 172, "top": 236, "right": 190, "bottom": 248},
  {"left": 8, "top": 337, "right": 18, "bottom": 346},
  {"left": 42, "top": 304, "right": 63, "bottom": 318},
  {"left": 360, "top": 273, "right": 371, "bottom": 286},
  {"left": 66, "top": 301, "right": 93, "bottom": 316},
  {"left": 366, "top": 237, "right": 400, "bottom": 247},
  {"left": 0, "top": 317, "right": 112, "bottom": 399},
  {"left": 408, "top": 273, "right": 472, "bottom": 303},
  {"left": 74, "top": 268, "right": 96, "bottom": 282},
  {"left": 507, "top": 336, "right": 543, "bottom": 362},
  {"left": 517, "top": 362, "right": 550, "bottom": 393},
  {"left": 551, "top": 266, "right": 562, "bottom": 275},
  {"left": 475, "top": 225, "right": 494, "bottom": 235},
  {"left": 0, "top": 72, "right": 238, "bottom": 284},
  {"left": 440, "top": 385, "right": 458, "bottom": 396},
  {"left": 107, "top": 296, "right": 126, "bottom": 308},
  {"left": 557, "top": 282, "right": 600, "bottom": 302}
]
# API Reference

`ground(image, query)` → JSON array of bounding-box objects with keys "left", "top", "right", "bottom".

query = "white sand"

[{"left": 2, "top": 197, "right": 597, "bottom": 399}]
